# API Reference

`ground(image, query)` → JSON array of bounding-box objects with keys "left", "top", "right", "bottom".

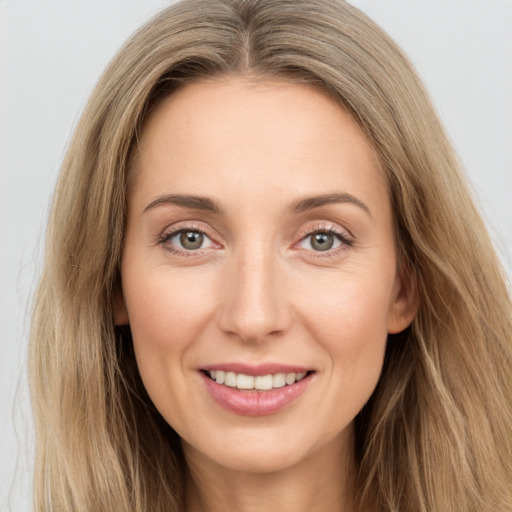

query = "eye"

[
  {"left": 306, "top": 232, "right": 338, "bottom": 251},
  {"left": 164, "top": 229, "right": 214, "bottom": 251},
  {"left": 298, "top": 229, "right": 352, "bottom": 252}
]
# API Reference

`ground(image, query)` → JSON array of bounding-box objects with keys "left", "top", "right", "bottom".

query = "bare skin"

[
  {"left": 184, "top": 428, "right": 353, "bottom": 512},
  {"left": 116, "top": 77, "right": 418, "bottom": 512}
]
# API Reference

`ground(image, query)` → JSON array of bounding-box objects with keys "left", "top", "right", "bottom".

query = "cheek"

[
  {"left": 124, "top": 266, "right": 215, "bottom": 347},
  {"left": 121, "top": 266, "right": 218, "bottom": 413},
  {"left": 298, "top": 269, "right": 393, "bottom": 342},
  {"left": 296, "top": 273, "right": 391, "bottom": 406}
]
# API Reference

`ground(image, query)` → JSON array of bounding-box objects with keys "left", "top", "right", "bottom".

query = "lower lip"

[{"left": 201, "top": 373, "right": 312, "bottom": 416}]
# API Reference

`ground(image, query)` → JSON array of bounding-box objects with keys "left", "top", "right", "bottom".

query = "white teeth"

[
  {"left": 285, "top": 373, "right": 296, "bottom": 385},
  {"left": 272, "top": 373, "right": 286, "bottom": 388},
  {"left": 255, "top": 374, "right": 273, "bottom": 391},
  {"left": 236, "top": 373, "right": 255, "bottom": 390},
  {"left": 208, "top": 370, "right": 309, "bottom": 390},
  {"left": 224, "top": 372, "right": 237, "bottom": 387}
]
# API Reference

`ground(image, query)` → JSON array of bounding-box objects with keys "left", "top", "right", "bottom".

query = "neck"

[{"left": 184, "top": 428, "right": 355, "bottom": 512}]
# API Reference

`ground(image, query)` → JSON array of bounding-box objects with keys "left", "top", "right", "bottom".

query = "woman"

[{"left": 30, "top": 0, "right": 512, "bottom": 511}]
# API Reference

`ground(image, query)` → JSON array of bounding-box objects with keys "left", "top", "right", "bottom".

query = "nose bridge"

[{"left": 218, "top": 240, "right": 290, "bottom": 342}]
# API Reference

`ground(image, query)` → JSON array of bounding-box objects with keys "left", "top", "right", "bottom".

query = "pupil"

[
  {"left": 180, "top": 231, "right": 203, "bottom": 250},
  {"left": 311, "top": 232, "right": 333, "bottom": 251}
]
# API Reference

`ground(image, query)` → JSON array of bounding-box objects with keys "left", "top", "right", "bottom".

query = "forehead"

[{"left": 129, "top": 77, "right": 388, "bottom": 215}]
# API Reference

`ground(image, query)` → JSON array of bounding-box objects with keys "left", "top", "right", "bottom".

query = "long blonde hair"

[{"left": 30, "top": 1, "right": 512, "bottom": 510}]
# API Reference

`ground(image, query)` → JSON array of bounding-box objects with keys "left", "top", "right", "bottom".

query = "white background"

[{"left": 1, "top": 1, "right": 511, "bottom": 510}]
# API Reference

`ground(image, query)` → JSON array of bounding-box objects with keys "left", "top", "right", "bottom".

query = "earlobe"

[
  {"left": 388, "top": 264, "right": 420, "bottom": 334},
  {"left": 113, "top": 289, "right": 130, "bottom": 326}
]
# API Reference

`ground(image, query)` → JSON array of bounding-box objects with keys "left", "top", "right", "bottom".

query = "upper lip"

[{"left": 200, "top": 362, "right": 313, "bottom": 376}]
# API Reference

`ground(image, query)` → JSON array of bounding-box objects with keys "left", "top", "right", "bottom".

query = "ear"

[
  {"left": 113, "top": 288, "right": 129, "bottom": 326},
  {"left": 387, "top": 262, "right": 420, "bottom": 334}
]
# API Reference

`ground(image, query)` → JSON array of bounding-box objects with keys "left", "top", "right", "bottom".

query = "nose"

[{"left": 217, "top": 245, "right": 292, "bottom": 343}]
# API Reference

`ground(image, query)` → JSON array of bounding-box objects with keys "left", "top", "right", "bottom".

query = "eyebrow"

[
  {"left": 143, "top": 194, "right": 224, "bottom": 215},
  {"left": 142, "top": 192, "right": 371, "bottom": 217},
  {"left": 292, "top": 193, "right": 372, "bottom": 217}
]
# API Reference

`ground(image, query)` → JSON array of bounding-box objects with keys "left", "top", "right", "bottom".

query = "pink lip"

[
  {"left": 202, "top": 362, "right": 311, "bottom": 376},
  {"left": 200, "top": 370, "right": 313, "bottom": 416}
]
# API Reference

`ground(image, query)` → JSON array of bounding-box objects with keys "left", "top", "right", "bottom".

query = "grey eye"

[
  {"left": 168, "top": 230, "right": 213, "bottom": 251},
  {"left": 310, "top": 232, "right": 334, "bottom": 251},
  {"left": 180, "top": 231, "right": 204, "bottom": 250},
  {"left": 299, "top": 231, "right": 343, "bottom": 252}
]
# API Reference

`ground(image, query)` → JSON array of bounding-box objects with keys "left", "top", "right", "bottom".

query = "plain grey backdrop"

[{"left": 1, "top": 1, "right": 511, "bottom": 510}]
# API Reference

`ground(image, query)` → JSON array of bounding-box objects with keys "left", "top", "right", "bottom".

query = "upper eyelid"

[
  {"left": 162, "top": 227, "right": 211, "bottom": 241},
  {"left": 159, "top": 221, "right": 212, "bottom": 239},
  {"left": 295, "top": 221, "right": 353, "bottom": 240}
]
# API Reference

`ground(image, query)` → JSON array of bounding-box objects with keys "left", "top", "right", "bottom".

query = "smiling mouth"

[{"left": 202, "top": 370, "right": 313, "bottom": 391}]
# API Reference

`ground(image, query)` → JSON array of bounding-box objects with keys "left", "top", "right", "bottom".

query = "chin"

[
  {"left": 207, "top": 446, "right": 308, "bottom": 475},
  {"left": 182, "top": 422, "right": 347, "bottom": 476}
]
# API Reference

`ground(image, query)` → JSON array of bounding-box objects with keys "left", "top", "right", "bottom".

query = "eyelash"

[
  {"left": 295, "top": 224, "right": 354, "bottom": 259},
  {"left": 157, "top": 223, "right": 354, "bottom": 258},
  {"left": 157, "top": 224, "right": 213, "bottom": 257}
]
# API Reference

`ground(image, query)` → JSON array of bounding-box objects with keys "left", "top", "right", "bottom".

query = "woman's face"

[{"left": 118, "top": 78, "right": 417, "bottom": 474}]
